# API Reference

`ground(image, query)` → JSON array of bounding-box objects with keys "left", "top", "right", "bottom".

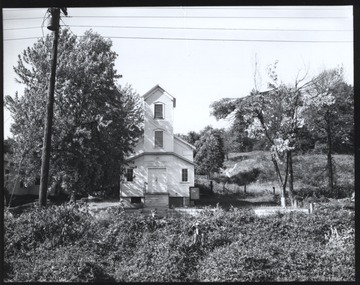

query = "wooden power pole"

[{"left": 39, "top": 7, "right": 66, "bottom": 206}]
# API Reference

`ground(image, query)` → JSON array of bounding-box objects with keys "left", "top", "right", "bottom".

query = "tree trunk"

[
  {"left": 326, "top": 113, "right": 335, "bottom": 196},
  {"left": 288, "top": 150, "right": 294, "bottom": 206},
  {"left": 271, "top": 154, "right": 286, "bottom": 207}
]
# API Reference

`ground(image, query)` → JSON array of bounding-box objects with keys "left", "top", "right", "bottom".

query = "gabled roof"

[
  {"left": 142, "top": 85, "right": 176, "bottom": 108},
  {"left": 174, "top": 136, "right": 196, "bottom": 150}
]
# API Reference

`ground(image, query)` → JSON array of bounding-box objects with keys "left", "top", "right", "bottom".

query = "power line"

[
  {"left": 103, "top": 36, "right": 352, "bottom": 43},
  {"left": 186, "top": 7, "right": 350, "bottom": 10},
  {"left": 5, "top": 24, "right": 352, "bottom": 32},
  {"left": 4, "top": 26, "right": 41, "bottom": 30},
  {"left": 60, "top": 18, "right": 77, "bottom": 37},
  {"left": 3, "top": 8, "right": 46, "bottom": 11},
  {"left": 68, "top": 15, "right": 349, "bottom": 19},
  {"left": 3, "top": 7, "right": 349, "bottom": 11},
  {"left": 5, "top": 15, "right": 350, "bottom": 21},
  {"left": 4, "top": 35, "right": 352, "bottom": 43},
  {"left": 4, "top": 17, "right": 45, "bottom": 21},
  {"left": 4, "top": 36, "right": 44, "bottom": 41},
  {"left": 57, "top": 24, "right": 352, "bottom": 32}
]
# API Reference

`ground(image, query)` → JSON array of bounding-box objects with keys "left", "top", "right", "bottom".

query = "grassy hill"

[{"left": 198, "top": 151, "right": 354, "bottom": 198}]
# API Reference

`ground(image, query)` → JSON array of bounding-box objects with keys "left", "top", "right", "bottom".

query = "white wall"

[
  {"left": 174, "top": 137, "right": 194, "bottom": 162},
  {"left": 143, "top": 88, "right": 174, "bottom": 152},
  {"left": 121, "top": 154, "right": 194, "bottom": 198}
]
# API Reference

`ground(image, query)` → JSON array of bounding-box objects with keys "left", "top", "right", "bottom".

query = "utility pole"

[{"left": 39, "top": 7, "right": 67, "bottom": 207}]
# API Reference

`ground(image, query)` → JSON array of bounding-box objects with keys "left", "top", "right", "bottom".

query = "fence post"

[
  {"left": 273, "top": 186, "right": 275, "bottom": 196},
  {"left": 244, "top": 184, "right": 247, "bottom": 194},
  {"left": 309, "top": 202, "right": 314, "bottom": 214}
]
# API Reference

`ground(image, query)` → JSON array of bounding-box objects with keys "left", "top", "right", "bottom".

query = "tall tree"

[
  {"left": 5, "top": 28, "right": 143, "bottom": 197},
  {"left": 194, "top": 126, "right": 225, "bottom": 178},
  {"left": 211, "top": 61, "right": 310, "bottom": 206},
  {"left": 303, "top": 67, "right": 353, "bottom": 196}
]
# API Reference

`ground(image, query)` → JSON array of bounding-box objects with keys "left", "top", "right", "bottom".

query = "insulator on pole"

[{"left": 47, "top": 8, "right": 60, "bottom": 31}]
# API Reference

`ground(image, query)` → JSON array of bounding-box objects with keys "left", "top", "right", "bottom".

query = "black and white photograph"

[{"left": 3, "top": 2, "right": 355, "bottom": 282}]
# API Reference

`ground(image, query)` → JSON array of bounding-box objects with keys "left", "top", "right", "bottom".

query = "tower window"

[
  {"left": 155, "top": 131, "right": 163, "bottom": 148},
  {"left": 154, "top": 103, "right": 164, "bottom": 119}
]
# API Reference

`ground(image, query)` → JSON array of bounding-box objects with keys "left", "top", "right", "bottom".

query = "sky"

[{"left": 3, "top": 6, "right": 354, "bottom": 139}]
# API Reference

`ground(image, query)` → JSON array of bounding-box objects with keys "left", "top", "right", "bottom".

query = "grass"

[
  {"left": 213, "top": 151, "right": 354, "bottom": 195},
  {"left": 195, "top": 193, "right": 277, "bottom": 210}
]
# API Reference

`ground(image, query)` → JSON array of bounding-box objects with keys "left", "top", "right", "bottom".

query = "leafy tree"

[
  {"left": 4, "top": 138, "right": 15, "bottom": 155},
  {"left": 211, "top": 61, "right": 310, "bottom": 206},
  {"left": 187, "top": 131, "right": 201, "bottom": 146},
  {"left": 293, "top": 125, "right": 316, "bottom": 154},
  {"left": 303, "top": 67, "right": 353, "bottom": 196},
  {"left": 211, "top": 63, "right": 353, "bottom": 205},
  {"left": 194, "top": 126, "right": 225, "bottom": 177},
  {"left": 5, "top": 28, "right": 143, "bottom": 198}
]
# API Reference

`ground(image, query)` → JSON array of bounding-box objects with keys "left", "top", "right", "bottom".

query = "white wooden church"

[{"left": 120, "top": 85, "right": 195, "bottom": 208}]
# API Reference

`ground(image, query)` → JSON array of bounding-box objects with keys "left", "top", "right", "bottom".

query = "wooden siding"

[
  {"left": 145, "top": 193, "right": 169, "bottom": 208},
  {"left": 169, "top": 197, "right": 183, "bottom": 208}
]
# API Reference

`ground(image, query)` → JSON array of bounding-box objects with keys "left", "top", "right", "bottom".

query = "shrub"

[
  {"left": 5, "top": 203, "right": 93, "bottom": 254},
  {"left": 4, "top": 203, "right": 355, "bottom": 282},
  {"left": 197, "top": 208, "right": 355, "bottom": 282}
]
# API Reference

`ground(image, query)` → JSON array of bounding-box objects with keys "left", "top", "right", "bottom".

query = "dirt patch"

[{"left": 87, "top": 201, "right": 121, "bottom": 210}]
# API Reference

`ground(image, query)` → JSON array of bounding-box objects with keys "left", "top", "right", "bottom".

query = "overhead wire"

[
  {"left": 3, "top": 7, "right": 349, "bottom": 11},
  {"left": 4, "top": 14, "right": 351, "bottom": 21},
  {"left": 4, "top": 26, "right": 41, "bottom": 30},
  {"left": 39, "top": 24, "right": 354, "bottom": 32},
  {"left": 60, "top": 18, "right": 77, "bottom": 38},
  {"left": 41, "top": 9, "right": 50, "bottom": 38},
  {"left": 4, "top": 35, "right": 352, "bottom": 43},
  {"left": 4, "top": 37, "right": 44, "bottom": 41},
  {"left": 4, "top": 11, "right": 352, "bottom": 42},
  {"left": 4, "top": 25, "right": 352, "bottom": 32},
  {"left": 91, "top": 36, "right": 352, "bottom": 43},
  {"left": 67, "top": 15, "right": 349, "bottom": 19},
  {"left": 4, "top": 17, "right": 45, "bottom": 21}
]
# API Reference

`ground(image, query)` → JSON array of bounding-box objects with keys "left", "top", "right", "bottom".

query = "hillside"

[{"left": 204, "top": 151, "right": 354, "bottom": 197}]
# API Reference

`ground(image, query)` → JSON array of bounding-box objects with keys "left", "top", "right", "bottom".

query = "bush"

[
  {"left": 197, "top": 208, "right": 355, "bottom": 282},
  {"left": 4, "top": 203, "right": 355, "bottom": 282}
]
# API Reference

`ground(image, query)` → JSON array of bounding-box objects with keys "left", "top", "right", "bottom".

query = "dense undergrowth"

[{"left": 4, "top": 202, "right": 355, "bottom": 282}]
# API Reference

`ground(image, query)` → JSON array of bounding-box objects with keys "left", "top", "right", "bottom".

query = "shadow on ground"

[{"left": 195, "top": 193, "right": 277, "bottom": 210}]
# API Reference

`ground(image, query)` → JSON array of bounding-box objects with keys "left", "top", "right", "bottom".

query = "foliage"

[
  {"left": 210, "top": 63, "right": 353, "bottom": 205},
  {"left": 4, "top": 138, "right": 15, "bottom": 154},
  {"left": 197, "top": 208, "right": 354, "bottom": 282},
  {"left": 4, "top": 28, "right": 143, "bottom": 196},
  {"left": 302, "top": 67, "right": 353, "bottom": 194},
  {"left": 194, "top": 126, "right": 225, "bottom": 176},
  {"left": 212, "top": 168, "right": 260, "bottom": 187},
  {"left": 176, "top": 131, "right": 201, "bottom": 147},
  {"left": 211, "top": 62, "right": 309, "bottom": 204},
  {"left": 4, "top": 203, "right": 354, "bottom": 282}
]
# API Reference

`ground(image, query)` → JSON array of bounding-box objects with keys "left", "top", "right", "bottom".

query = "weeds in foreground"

[{"left": 4, "top": 203, "right": 355, "bottom": 282}]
